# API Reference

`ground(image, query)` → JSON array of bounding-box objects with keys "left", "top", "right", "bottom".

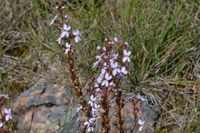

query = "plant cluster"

[
  {"left": 92, "top": 38, "right": 131, "bottom": 133},
  {"left": 50, "top": 6, "right": 145, "bottom": 133}
]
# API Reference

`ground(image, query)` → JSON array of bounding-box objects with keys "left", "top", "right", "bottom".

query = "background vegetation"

[{"left": 0, "top": 0, "right": 200, "bottom": 132}]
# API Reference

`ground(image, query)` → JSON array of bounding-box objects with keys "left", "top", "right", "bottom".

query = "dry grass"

[{"left": 0, "top": 0, "right": 200, "bottom": 132}]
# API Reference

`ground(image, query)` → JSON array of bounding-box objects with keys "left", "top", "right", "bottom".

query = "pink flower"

[
  {"left": 138, "top": 119, "right": 145, "bottom": 131},
  {"left": 56, "top": 37, "right": 62, "bottom": 44},
  {"left": 73, "top": 30, "right": 81, "bottom": 43},
  {"left": 103, "top": 47, "right": 106, "bottom": 51},
  {"left": 121, "top": 67, "right": 128, "bottom": 75},
  {"left": 102, "top": 73, "right": 112, "bottom": 87},
  {"left": 110, "top": 61, "right": 120, "bottom": 76},
  {"left": 96, "top": 46, "right": 101, "bottom": 50},
  {"left": 64, "top": 15, "right": 69, "bottom": 19},
  {"left": 0, "top": 123, "right": 3, "bottom": 128},
  {"left": 89, "top": 118, "right": 95, "bottom": 123},
  {"left": 3, "top": 108, "right": 12, "bottom": 121},
  {"left": 76, "top": 105, "right": 83, "bottom": 113},
  {"left": 84, "top": 121, "right": 89, "bottom": 126},
  {"left": 97, "top": 75, "right": 103, "bottom": 84},
  {"left": 105, "top": 73, "right": 112, "bottom": 80},
  {"left": 64, "top": 43, "right": 71, "bottom": 54},
  {"left": 88, "top": 95, "right": 97, "bottom": 106},
  {"left": 109, "top": 82, "right": 115, "bottom": 87},
  {"left": 0, "top": 93, "right": 9, "bottom": 99},
  {"left": 136, "top": 95, "right": 145, "bottom": 101},
  {"left": 122, "top": 49, "right": 131, "bottom": 63},
  {"left": 124, "top": 42, "right": 129, "bottom": 46},
  {"left": 100, "top": 68, "right": 106, "bottom": 75},
  {"left": 56, "top": 24, "right": 71, "bottom": 44},
  {"left": 114, "top": 37, "right": 118, "bottom": 42},
  {"left": 60, "top": 24, "right": 71, "bottom": 38},
  {"left": 90, "top": 95, "right": 96, "bottom": 101},
  {"left": 88, "top": 127, "right": 94, "bottom": 132}
]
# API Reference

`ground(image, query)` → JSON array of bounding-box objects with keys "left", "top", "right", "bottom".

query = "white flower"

[
  {"left": 0, "top": 123, "right": 3, "bottom": 128},
  {"left": 122, "top": 49, "right": 131, "bottom": 63},
  {"left": 64, "top": 43, "right": 71, "bottom": 54},
  {"left": 121, "top": 67, "right": 128, "bottom": 75},
  {"left": 4, "top": 108, "right": 12, "bottom": 121},
  {"left": 138, "top": 119, "right": 145, "bottom": 131},
  {"left": 73, "top": 30, "right": 81, "bottom": 43},
  {"left": 50, "top": 15, "right": 58, "bottom": 26}
]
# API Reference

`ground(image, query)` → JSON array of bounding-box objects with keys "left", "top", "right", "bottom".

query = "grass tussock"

[{"left": 0, "top": 0, "right": 200, "bottom": 132}]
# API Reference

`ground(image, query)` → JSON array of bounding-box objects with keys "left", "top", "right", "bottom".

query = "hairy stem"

[
  {"left": 100, "top": 92, "right": 109, "bottom": 133},
  {"left": 64, "top": 49, "right": 90, "bottom": 133},
  {"left": 115, "top": 90, "right": 123, "bottom": 133}
]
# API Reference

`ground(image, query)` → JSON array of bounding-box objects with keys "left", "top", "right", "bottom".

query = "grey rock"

[{"left": 12, "top": 79, "right": 158, "bottom": 133}]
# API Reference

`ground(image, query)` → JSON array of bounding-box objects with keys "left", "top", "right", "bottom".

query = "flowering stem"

[
  {"left": 115, "top": 90, "right": 123, "bottom": 133},
  {"left": 64, "top": 48, "right": 90, "bottom": 133},
  {"left": 132, "top": 100, "right": 138, "bottom": 130},
  {"left": 100, "top": 91, "right": 109, "bottom": 133}
]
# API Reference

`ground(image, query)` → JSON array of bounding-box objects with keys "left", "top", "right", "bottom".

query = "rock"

[{"left": 12, "top": 79, "right": 158, "bottom": 133}]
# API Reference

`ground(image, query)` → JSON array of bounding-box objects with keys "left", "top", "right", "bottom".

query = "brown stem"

[
  {"left": 132, "top": 100, "right": 138, "bottom": 130},
  {"left": 64, "top": 49, "right": 90, "bottom": 133},
  {"left": 115, "top": 90, "right": 123, "bottom": 133},
  {"left": 100, "top": 91, "right": 109, "bottom": 133}
]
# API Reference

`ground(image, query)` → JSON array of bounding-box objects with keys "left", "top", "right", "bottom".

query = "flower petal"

[
  {"left": 0, "top": 123, "right": 3, "bottom": 128},
  {"left": 138, "top": 125, "right": 143, "bottom": 131}
]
